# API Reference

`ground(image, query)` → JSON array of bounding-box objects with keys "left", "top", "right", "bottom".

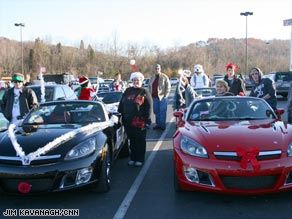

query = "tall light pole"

[
  {"left": 14, "top": 23, "right": 25, "bottom": 74},
  {"left": 266, "top": 41, "right": 271, "bottom": 73},
  {"left": 240, "top": 12, "right": 253, "bottom": 74}
]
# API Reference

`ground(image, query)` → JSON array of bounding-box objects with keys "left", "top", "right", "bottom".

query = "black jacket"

[
  {"left": 1, "top": 87, "right": 39, "bottom": 121},
  {"left": 224, "top": 75, "right": 246, "bottom": 95},
  {"left": 118, "top": 87, "right": 152, "bottom": 128}
]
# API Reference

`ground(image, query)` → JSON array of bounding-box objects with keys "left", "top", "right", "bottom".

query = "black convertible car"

[{"left": 0, "top": 100, "right": 128, "bottom": 194}]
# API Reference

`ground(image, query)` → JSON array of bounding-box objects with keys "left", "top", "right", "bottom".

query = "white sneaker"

[
  {"left": 134, "top": 162, "right": 143, "bottom": 167},
  {"left": 128, "top": 160, "right": 135, "bottom": 166}
]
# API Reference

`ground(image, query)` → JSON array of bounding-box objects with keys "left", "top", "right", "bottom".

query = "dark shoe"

[
  {"left": 153, "top": 125, "right": 161, "bottom": 130},
  {"left": 134, "top": 162, "right": 143, "bottom": 167},
  {"left": 128, "top": 160, "right": 135, "bottom": 166},
  {"left": 160, "top": 126, "right": 165, "bottom": 130}
]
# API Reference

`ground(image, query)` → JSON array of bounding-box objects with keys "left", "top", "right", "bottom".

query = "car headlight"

[
  {"left": 65, "top": 137, "right": 96, "bottom": 160},
  {"left": 180, "top": 136, "right": 208, "bottom": 158},
  {"left": 287, "top": 142, "right": 292, "bottom": 157}
]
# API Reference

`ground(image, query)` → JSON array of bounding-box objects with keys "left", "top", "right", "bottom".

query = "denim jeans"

[{"left": 153, "top": 97, "right": 168, "bottom": 127}]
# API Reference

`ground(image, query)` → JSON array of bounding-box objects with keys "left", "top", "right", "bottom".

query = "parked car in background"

[
  {"left": 42, "top": 73, "right": 75, "bottom": 85},
  {"left": 103, "top": 79, "right": 114, "bottom": 83},
  {"left": 0, "top": 81, "right": 7, "bottom": 89},
  {"left": 89, "top": 77, "right": 104, "bottom": 90},
  {"left": 244, "top": 76, "right": 254, "bottom": 90},
  {"left": 143, "top": 78, "right": 150, "bottom": 87},
  {"left": 263, "top": 71, "right": 292, "bottom": 98},
  {"left": 27, "top": 84, "right": 77, "bottom": 102},
  {"left": 170, "top": 78, "right": 179, "bottom": 86},
  {"left": 211, "top": 74, "right": 224, "bottom": 87},
  {"left": 94, "top": 91, "right": 123, "bottom": 113},
  {"left": 193, "top": 87, "right": 216, "bottom": 97},
  {"left": 97, "top": 82, "right": 112, "bottom": 93}
]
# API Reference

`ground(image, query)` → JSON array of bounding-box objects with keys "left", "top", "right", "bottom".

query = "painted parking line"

[{"left": 113, "top": 117, "right": 176, "bottom": 219}]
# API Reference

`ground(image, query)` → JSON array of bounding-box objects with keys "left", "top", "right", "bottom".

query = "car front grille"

[
  {"left": 213, "top": 150, "right": 282, "bottom": 160},
  {"left": 0, "top": 155, "right": 61, "bottom": 166},
  {"left": 220, "top": 175, "right": 278, "bottom": 190}
]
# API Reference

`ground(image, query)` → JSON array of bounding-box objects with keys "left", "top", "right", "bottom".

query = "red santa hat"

[
  {"left": 130, "top": 59, "right": 139, "bottom": 72},
  {"left": 79, "top": 76, "right": 89, "bottom": 85}
]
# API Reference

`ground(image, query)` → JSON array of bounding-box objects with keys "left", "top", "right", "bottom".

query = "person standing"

[
  {"left": 1, "top": 73, "right": 39, "bottom": 124},
  {"left": 148, "top": 64, "right": 171, "bottom": 130},
  {"left": 118, "top": 72, "right": 152, "bottom": 167},
  {"left": 77, "top": 76, "right": 95, "bottom": 100},
  {"left": 223, "top": 63, "right": 246, "bottom": 96},
  {"left": 249, "top": 67, "right": 277, "bottom": 110},
  {"left": 111, "top": 72, "right": 125, "bottom": 91},
  {"left": 173, "top": 75, "right": 197, "bottom": 111},
  {"left": 190, "top": 64, "right": 209, "bottom": 89}
]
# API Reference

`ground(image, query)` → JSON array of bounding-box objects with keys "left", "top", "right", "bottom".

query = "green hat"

[{"left": 12, "top": 73, "right": 24, "bottom": 82}]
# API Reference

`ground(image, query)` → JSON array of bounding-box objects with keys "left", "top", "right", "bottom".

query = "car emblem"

[{"left": 22, "top": 157, "right": 31, "bottom": 166}]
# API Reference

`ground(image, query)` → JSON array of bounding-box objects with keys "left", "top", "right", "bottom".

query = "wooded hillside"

[{"left": 0, "top": 37, "right": 290, "bottom": 81}]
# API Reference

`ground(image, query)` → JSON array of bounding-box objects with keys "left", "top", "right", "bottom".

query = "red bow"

[
  {"left": 236, "top": 146, "right": 260, "bottom": 171},
  {"left": 18, "top": 181, "right": 31, "bottom": 194}
]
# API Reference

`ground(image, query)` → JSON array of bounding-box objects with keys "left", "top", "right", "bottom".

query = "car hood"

[
  {"left": 182, "top": 120, "right": 291, "bottom": 152},
  {"left": 0, "top": 127, "right": 98, "bottom": 156}
]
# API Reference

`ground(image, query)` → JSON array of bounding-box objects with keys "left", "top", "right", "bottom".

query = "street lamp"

[
  {"left": 240, "top": 11, "right": 253, "bottom": 74},
  {"left": 266, "top": 41, "right": 271, "bottom": 73},
  {"left": 14, "top": 23, "right": 25, "bottom": 74}
]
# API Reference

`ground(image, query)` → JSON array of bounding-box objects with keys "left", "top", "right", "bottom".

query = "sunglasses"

[{"left": 13, "top": 81, "right": 23, "bottom": 83}]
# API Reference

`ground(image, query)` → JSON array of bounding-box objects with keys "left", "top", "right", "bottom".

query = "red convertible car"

[{"left": 173, "top": 96, "right": 292, "bottom": 195}]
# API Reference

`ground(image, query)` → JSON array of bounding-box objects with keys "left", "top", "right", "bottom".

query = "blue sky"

[{"left": 0, "top": 0, "right": 291, "bottom": 49}]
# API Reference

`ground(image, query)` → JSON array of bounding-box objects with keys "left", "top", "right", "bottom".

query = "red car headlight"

[{"left": 180, "top": 136, "right": 208, "bottom": 158}]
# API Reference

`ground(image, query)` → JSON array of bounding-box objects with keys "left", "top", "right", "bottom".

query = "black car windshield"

[
  {"left": 96, "top": 92, "right": 123, "bottom": 104},
  {"left": 23, "top": 101, "right": 106, "bottom": 125},
  {"left": 187, "top": 97, "right": 276, "bottom": 121}
]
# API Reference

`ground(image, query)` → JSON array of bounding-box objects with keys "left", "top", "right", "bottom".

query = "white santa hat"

[{"left": 130, "top": 72, "right": 144, "bottom": 81}]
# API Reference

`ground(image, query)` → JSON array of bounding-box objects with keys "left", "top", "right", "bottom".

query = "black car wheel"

[
  {"left": 92, "top": 145, "right": 111, "bottom": 192},
  {"left": 119, "top": 136, "right": 130, "bottom": 158}
]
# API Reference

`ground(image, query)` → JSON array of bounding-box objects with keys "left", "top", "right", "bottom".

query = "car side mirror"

[
  {"left": 22, "top": 124, "right": 39, "bottom": 133},
  {"left": 274, "top": 108, "right": 284, "bottom": 120}
]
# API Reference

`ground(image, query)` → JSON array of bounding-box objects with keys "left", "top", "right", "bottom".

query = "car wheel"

[
  {"left": 92, "top": 146, "right": 111, "bottom": 193},
  {"left": 119, "top": 136, "right": 130, "bottom": 158},
  {"left": 174, "top": 164, "right": 183, "bottom": 192}
]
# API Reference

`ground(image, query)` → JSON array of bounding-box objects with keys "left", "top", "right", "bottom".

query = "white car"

[
  {"left": 170, "top": 78, "right": 179, "bottom": 86},
  {"left": 143, "top": 78, "right": 149, "bottom": 87}
]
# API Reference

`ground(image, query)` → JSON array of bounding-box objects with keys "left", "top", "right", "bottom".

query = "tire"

[
  {"left": 91, "top": 145, "right": 111, "bottom": 193},
  {"left": 119, "top": 136, "right": 130, "bottom": 158},
  {"left": 174, "top": 164, "right": 183, "bottom": 192}
]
